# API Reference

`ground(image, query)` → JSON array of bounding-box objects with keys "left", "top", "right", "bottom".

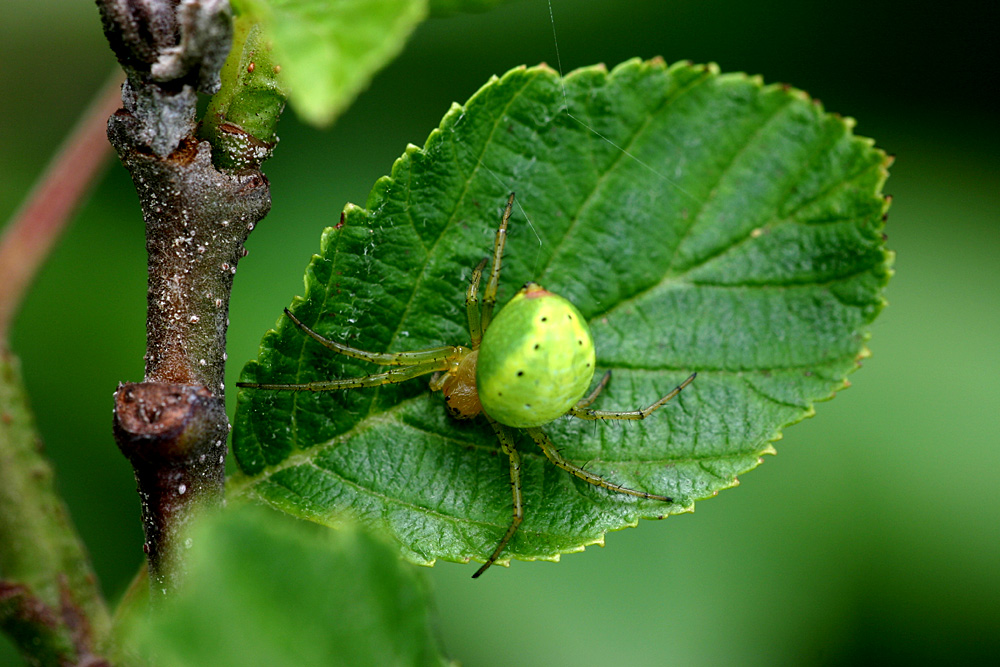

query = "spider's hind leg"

[
  {"left": 568, "top": 372, "right": 697, "bottom": 421},
  {"left": 575, "top": 370, "right": 612, "bottom": 409},
  {"left": 283, "top": 308, "right": 466, "bottom": 367},
  {"left": 473, "top": 416, "right": 524, "bottom": 578},
  {"left": 526, "top": 428, "right": 672, "bottom": 503}
]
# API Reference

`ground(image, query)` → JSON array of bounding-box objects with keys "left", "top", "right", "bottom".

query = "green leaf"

[
  {"left": 231, "top": 59, "right": 892, "bottom": 571},
  {"left": 127, "top": 507, "right": 450, "bottom": 667},
  {"left": 232, "top": 0, "right": 428, "bottom": 126}
]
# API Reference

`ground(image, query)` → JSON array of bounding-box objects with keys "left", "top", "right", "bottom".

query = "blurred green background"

[{"left": 2, "top": 0, "right": 997, "bottom": 664}]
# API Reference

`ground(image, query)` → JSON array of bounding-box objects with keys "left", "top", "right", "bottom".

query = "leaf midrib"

[{"left": 231, "top": 373, "right": 786, "bottom": 498}]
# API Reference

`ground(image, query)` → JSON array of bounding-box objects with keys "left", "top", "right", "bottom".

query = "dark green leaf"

[
  {"left": 232, "top": 0, "right": 427, "bottom": 126},
  {"left": 127, "top": 507, "right": 450, "bottom": 667},
  {"left": 231, "top": 59, "right": 892, "bottom": 571}
]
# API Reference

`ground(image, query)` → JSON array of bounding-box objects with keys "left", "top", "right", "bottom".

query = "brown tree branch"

[{"left": 95, "top": 0, "right": 271, "bottom": 597}]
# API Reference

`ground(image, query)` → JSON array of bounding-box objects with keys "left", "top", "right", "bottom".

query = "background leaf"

[
  {"left": 127, "top": 507, "right": 450, "bottom": 667},
  {"left": 231, "top": 59, "right": 891, "bottom": 570},
  {"left": 233, "top": 0, "right": 428, "bottom": 126}
]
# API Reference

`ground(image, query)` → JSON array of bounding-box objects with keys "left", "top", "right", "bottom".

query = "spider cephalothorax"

[{"left": 239, "top": 194, "right": 695, "bottom": 577}]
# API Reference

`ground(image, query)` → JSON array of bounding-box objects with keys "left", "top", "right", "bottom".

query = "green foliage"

[
  {"left": 232, "top": 0, "right": 428, "bottom": 126},
  {"left": 127, "top": 507, "right": 449, "bottom": 667},
  {"left": 231, "top": 59, "right": 892, "bottom": 570},
  {"left": 0, "top": 353, "right": 110, "bottom": 662}
]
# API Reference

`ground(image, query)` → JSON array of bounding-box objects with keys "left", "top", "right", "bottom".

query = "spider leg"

[
  {"left": 575, "top": 370, "right": 612, "bottom": 409},
  {"left": 236, "top": 360, "right": 450, "bottom": 391},
  {"left": 567, "top": 372, "right": 697, "bottom": 421},
  {"left": 473, "top": 415, "right": 523, "bottom": 578},
  {"left": 466, "top": 258, "right": 488, "bottom": 347},
  {"left": 480, "top": 192, "right": 515, "bottom": 332},
  {"left": 526, "top": 428, "right": 672, "bottom": 502},
  {"left": 284, "top": 308, "right": 465, "bottom": 366}
]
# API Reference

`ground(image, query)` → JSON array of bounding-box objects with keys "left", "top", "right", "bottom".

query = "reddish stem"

[{"left": 0, "top": 70, "right": 124, "bottom": 340}]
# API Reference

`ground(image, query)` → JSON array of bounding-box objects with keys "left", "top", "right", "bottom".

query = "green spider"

[{"left": 238, "top": 194, "right": 696, "bottom": 577}]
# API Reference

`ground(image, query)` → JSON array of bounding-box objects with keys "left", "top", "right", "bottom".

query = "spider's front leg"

[
  {"left": 236, "top": 309, "right": 468, "bottom": 391},
  {"left": 480, "top": 192, "right": 515, "bottom": 333},
  {"left": 238, "top": 363, "right": 453, "bottom": 392},
  {"left": 466, "top": 258, "right": 488, "bottom": 347},
  {"left": 465, "top": 193, "right": 516, "bottom": 348}
]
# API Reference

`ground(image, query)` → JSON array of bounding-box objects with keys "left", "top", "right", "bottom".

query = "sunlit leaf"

[
  {"left": 233, "top": 0, "right": 427, "bottom": 126},
  {"left": 232, "top": 59, "right": 892, "bottom": 571}
]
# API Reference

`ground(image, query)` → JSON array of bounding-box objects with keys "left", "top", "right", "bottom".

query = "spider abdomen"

[{"left": 477, "top": 283, "right": 596, "bottom": 428}]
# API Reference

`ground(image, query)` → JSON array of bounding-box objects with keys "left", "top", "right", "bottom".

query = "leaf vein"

[
  {"left": 740, "top": 375, "right": 811, "bottom": 411},
  {"left": 663, "top": 95, "right": 798, "bottom": 275},
  {"left": 537, "top": 68, "right": 715, "bottom": 280},
  {"left": 380, "top": 71, "right": 541, "bottom": 353}
]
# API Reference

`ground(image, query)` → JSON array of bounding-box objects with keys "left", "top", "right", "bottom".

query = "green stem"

[
  {"left": 0, "top": 351, "right": 112, "bottom": 665},
  {"left": 201, "top": 16, "right": 287, "bottom": 170}
]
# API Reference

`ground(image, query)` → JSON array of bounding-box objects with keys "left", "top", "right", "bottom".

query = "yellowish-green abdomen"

[{"left": 477, "top": 283, "right": 596, "bottom": 428}]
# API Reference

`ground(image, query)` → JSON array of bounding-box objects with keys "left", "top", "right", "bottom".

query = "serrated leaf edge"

[{"left": 232, "top": 58, "right": 893, "bottom": 568}]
